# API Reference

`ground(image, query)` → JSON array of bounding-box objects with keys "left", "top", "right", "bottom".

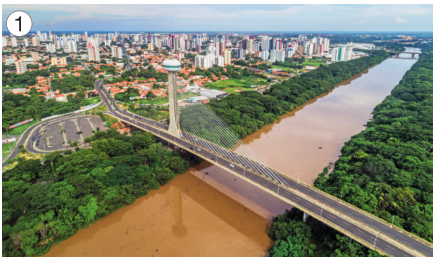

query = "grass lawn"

[
  {"left": 138, "top": 92, "right": 199, "bottom": 105},
  {"left": 271, "top": 65, "right": 296, "bottom": 72},
  {"left": 4, "top": 120, "right": 38, "bottom": 136},
  {"left": 302, "top": 58, "right": 327, "bottom": 67},
  {"left": 87, "top": 97, "right": 101, "bottom": 105},
  {"left": 2, "top": 152, "right": 44, "bottom": 171},
  {"left": 90, "top": 104, "right": 107, "bottom": 113},
  {"left": 204, "top": 79, "right": 268, "bottom": 93},
  {"left": 2, "top": 142, "right": 16, "bottom": 159}
]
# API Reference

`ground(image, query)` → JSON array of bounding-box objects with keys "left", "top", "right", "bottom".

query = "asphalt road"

[
  {"left": 117, "top": 39, "right": 131, "bottom": 71},
  {"left": 2, "top": 113, "right": 90, "bottom": 168},
  {"left": 95, "top": 79, "right": 432, "bottom": 257}
]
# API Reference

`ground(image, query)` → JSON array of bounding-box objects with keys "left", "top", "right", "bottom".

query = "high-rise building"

[
  {"left": 331, "top": 46, "right": 352, "bottom": 62},
  {"left": 59, "top": 57, "right": 67, "bottom": 66},
  {"left": 31, "top": 52, "right": 39, "bottom": 63},
  {"left": 11, "top": 37, "right": 18, "bottom": 47},
  {"left": 111, "top": 46, "right": 123, "bottom": 58},
  {"left": 46, "top": 43, "right": 56, "bottom": 53},
  {"left": 32, "top": 37, "right": 40, "bottom": 47},
  {"left": 195, "top": 54, "right": 224, "bottom": 68},
  {"left": 148, "top": 42, "right": 154, "bottom": 51},
  {"left": 237, "top": 48, "right": 244, "bottom": 59},
  {"left": 223, "top": 49, "right": 231, "bottom": 65},
  {"left": 15, "top": 60, "right": 27, "bottom": 74},
  {"left": 269, "top": 50, "right": 285, "bottom": 62},
  {"left": 323, "top": 38, "right": 330, "bottom": 53},
  {"left": 317, "top": 44, "right": 324, "bottom": 55},
  {"left": 254, "top": 42, "right": 260, "bottom": 52},
  {"left": 261, "top": 37, "right": 270, "bottom": 51},
  {"left": 242, "top": 39, "right": 247, "bottom": 50},
  {"left": 87, "top": 41, "right": 100, "bottom": 61},
  {"left": 2, "top": 37, "right": 8, "bottom": 47},
  {"left": 247, "top": 39, "right": 254, "bottom": 53},
  {"left": 215, "top": 55, "right": 224, "bottom": 67},
  {"left": 51, "top": 57, "right": 59, "bottom": 66},
  {"left": 260, "top": 50, "right": 268, "bottom": 61},
  {"left": 68, "top": 40, "right": 77, "bottom": 53}
]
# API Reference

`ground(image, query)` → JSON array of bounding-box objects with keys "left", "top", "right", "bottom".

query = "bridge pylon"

[{"left": 163, "top": 59, "right": 182, "bottom": 138}]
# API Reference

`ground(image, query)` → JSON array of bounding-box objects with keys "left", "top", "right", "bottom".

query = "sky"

[{"left": 2, "top": 4, "right": 433, "bottom": 32}]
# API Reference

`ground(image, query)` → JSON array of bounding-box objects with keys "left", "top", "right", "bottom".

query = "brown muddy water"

[{"left": 44, "top": 51, "right": 419, "bottom": 257}]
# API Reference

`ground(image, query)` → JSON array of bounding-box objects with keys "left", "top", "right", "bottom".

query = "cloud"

[
  {"left": 395, "top": 17, "right": 408, "bottom": 23},
  {"left": 2, "top": 4, "right": 432, "bottom": 31},
  {"left": 50, "top": 11, "right": 94, "bottom": 25}
]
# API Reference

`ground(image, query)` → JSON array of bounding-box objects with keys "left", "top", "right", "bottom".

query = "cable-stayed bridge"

[{"left": 94, "top": 59, "right": 432, "bottom": 257}]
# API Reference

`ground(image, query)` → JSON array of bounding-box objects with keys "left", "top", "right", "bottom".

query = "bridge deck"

[{"left": 93, "top": 80, "right": 433, "bottom": 257}]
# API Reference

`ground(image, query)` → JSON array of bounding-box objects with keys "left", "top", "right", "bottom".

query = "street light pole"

[
  {"left": 320, "top": 204, "right": 325, "bottom": 217},
  {"left": 340, "top": 191, "right": 343, "bottom": 201},
  {"left": 374, "top": 231, "right": 380, "bottom": 248},
  {"left": 297, "top": 172, "right": 300, "bottom": 183},
  {"left": 391, "top": 215, "right": 395, "bottom": 228}
]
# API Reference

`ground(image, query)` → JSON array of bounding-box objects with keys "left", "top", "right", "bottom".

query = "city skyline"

[{"left": 3, "top": 4, "right": 433, "bottom": 32}]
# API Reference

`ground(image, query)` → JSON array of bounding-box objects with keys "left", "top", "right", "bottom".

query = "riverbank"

[
  {"left": 266, "top": 49, "right": 430, "bottom": 256},
  {"left": 35, "top": 50, "right": 423, "bottom": 256},
  {"left": 2, "top": 130, "right": 201, "bottom": 257},
  {"left": 315, "top": 52, "right": 433, "bottom": 242}
]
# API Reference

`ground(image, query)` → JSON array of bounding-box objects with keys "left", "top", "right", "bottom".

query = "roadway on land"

[{"left": 95, "top": 80, "right": 432, "bottom": 257}]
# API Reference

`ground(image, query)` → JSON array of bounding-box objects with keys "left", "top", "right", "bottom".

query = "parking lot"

[{"left": 34, "top": 115, "right": 107, "bottom": 151}]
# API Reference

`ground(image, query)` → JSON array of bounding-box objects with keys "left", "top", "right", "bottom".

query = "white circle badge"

[{"left": 7, "top": 11, "right": 32, "bottom": 37}]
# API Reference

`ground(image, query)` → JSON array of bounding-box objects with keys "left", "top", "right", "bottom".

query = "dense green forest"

[
  {"left": 51, "top": 74, "right": 96, "bottom": 94},
  {"left": 206, "top": 50, "right": 389, "bottom": 139},
  {"left": 268, "top": 208, "right": 385, "bottom": 257},
  {"left": 315, "top": 53, "right": 433, "bottom": 242},
  {"left": 2, "top": 90, "right": 93, "bottom": 133},
  {"left": 2, "top": 129, "right": 201, "bottom": 256},
  {"left": 2, "top": 69, "right": 51, "bottom": 89},
  {"left": 122, "top": 65, "right": 168, "bottom": 82}
]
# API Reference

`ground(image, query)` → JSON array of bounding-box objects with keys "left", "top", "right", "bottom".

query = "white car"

[
  {"left": 229, "top": 164, "right": 235, "bottom": 168},
  {"left": 197, "top": 148, "right": 201, "bottom": 151}
]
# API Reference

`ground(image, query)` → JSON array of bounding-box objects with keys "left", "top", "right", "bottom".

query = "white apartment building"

[
  {"left": 195, "top": 54, "right": 224, "bottom": 68},
  {"left": 323, "top": 38, "right": 330, "bottom": 53},
  {"left": 269, "top": 50, "right": 285, "bottom": 62},
  {"left": 15, "top": 60, "right": 27, "bottom": 74},
  {"left": 46, "top": 43, "right": 56, "bottom": 53},
  {"left": 260, "top": 50, "right": 268, "bottom": 61},
  {"left": 331, "top": 46, "right": 353, "bottom": 62},
  {"left": 11, "top": 37, "right": 18, "bottom": 47}
]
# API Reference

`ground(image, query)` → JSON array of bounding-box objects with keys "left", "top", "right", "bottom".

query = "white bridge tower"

[{"left": 162, "top": 59, "right": 182, "bottom": 137}]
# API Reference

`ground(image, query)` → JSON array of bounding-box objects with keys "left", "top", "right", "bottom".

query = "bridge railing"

[
  {"left": 115, "top": 115, "right": 425, "bottom": 257},
  {"left": 103, "top": 86, "right": 432, "bottom": 256}
]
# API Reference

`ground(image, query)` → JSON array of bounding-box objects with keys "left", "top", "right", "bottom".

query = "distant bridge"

[{"left": 388, "top": 51, "right": 421, "bottom": 59}]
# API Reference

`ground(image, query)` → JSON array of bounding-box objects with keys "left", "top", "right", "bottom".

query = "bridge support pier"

[
  {"left": 303, "top": 212, "right": 310, "bottom": 223},
  {"left": 412, "top": 53, "right": 415, "bottom": 59},
  {"left": 395, "top": 53, "right": 399, "bottom": 58},
  {"left": 164, "top": 59, "right": 182, "bottom": 138}
]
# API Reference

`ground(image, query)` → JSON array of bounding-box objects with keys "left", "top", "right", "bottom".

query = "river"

[{"left": 44, "top": 49, "right": 420, "bottom": 257}]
